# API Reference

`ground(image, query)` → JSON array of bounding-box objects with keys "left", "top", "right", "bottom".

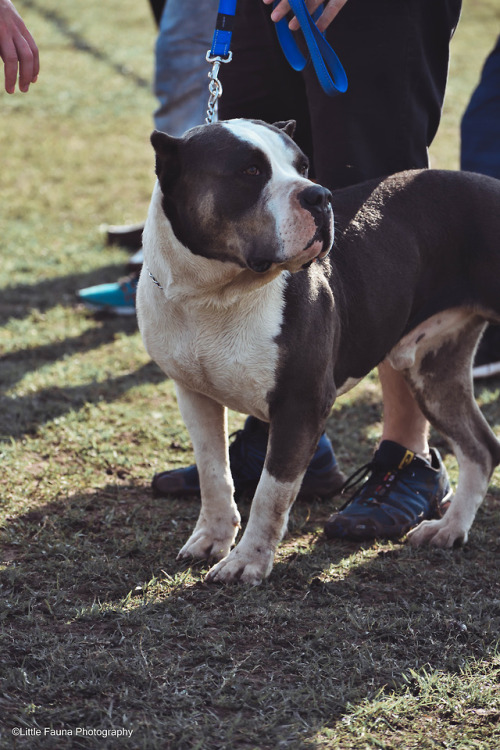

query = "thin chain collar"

[{"left": 146, "top": 266, "right": 164, "bottom": 291}]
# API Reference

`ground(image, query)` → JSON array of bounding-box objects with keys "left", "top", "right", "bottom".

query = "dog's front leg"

[
  {"left": 175, "top": 384, "right": 241, "bottom": 562},
  {"left": 205, "top": 469, "right": 303, "bottom": 585},
  {"left": 206, "top": 416, "right": 325, "bottom": 585}
]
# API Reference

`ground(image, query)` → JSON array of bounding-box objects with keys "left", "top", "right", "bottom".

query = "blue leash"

[
  {"left": 274, "top": 0, "right": 348, "bottom": 96},
  {"left": 209, "top": 0, "right": 237, "bottom": 59},
  {"left": 208, "top": 0, "right": 347, "bottom": 97}
]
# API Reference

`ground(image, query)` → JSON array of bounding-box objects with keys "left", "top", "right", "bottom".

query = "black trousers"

[
  {"left": 219, "top": 0, "right": 462, "bottom": 189},
  {"left": 148, "top": 0, "right": 167, "bottom": 27}
]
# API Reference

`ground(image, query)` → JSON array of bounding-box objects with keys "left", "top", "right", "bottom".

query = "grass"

[{"left": 1, "top": 1, "right": 500, "bottom": 748}]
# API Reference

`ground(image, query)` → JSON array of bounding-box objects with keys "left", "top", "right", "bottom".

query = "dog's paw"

[
  {"left": 177, "top": 518, "right": 240, "bottom": 562},
  {"left": 205, "top": 544, "right": 275, "bottom": 585},
  {"left": 407, "top": 517, "right": 468, "bottom": 548}
]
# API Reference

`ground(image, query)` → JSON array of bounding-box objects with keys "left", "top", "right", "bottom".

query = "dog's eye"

[
  {"left": 242, "top": 165, "right": 261, "bottom": 176},
  {"left": 298, "top": 162, "right": 309, "bottom": 177}
]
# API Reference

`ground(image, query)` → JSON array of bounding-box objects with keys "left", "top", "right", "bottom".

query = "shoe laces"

[{"left": 337, "top": 460, "right": 402, "bottom": 511}]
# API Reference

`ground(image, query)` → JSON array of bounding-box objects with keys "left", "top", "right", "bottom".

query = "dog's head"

[{"left": 150, "top": 119, "right": 333, "bottom": 275}]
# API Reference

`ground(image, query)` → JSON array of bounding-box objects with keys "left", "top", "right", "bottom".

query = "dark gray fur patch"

[{"left": 410, "top": 320, "right": 500, "bottom": 473}]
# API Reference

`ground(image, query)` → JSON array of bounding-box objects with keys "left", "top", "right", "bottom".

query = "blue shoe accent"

[
  {"left": 78, "top": 275, "right": 138, "bottom": 315},
  {"left": 152, "top": 417, "right": 346, "bottom": 500},
  {"left": 324, "top": 440, "right": 452, "bottom": 541}
]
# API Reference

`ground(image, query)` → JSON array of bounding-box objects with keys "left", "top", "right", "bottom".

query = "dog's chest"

[{"left": 147, "top": 279, "right": 287, "bottom": 421}]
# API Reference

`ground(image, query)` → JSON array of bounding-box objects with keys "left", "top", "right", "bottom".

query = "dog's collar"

[{"left": 147, "top": 266, "right": 164, "bottom": 291}]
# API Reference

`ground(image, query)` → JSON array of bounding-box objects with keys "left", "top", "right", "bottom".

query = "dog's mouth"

[
  {"left": 246, "top": 213, "right": 333, "bottom": 275},
  {"left": 247, "top": 233, "right": 331, "bottom": 274},
  {"left": 297, "top": 218, "right": 333, "bottom": 269},
  {"left": 301, "top": 228, "right": 331, "bottom": 268}
]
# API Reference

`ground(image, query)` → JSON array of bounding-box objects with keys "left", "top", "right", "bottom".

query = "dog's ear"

[
  {"left": 151, "top": 129, "right": 179, "bottom": 155},
  {"left": 150, "top": 130, "right": 180, "bottom": 179},
  {"left": 273, "top": 120, "right": 297, "bottom": 139}
]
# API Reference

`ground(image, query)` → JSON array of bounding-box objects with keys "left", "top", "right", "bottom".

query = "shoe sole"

[{"left": 153, "top": 469, "right": 347, "bottom": 502}]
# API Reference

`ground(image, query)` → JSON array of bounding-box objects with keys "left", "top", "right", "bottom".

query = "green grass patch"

[{"left": 1, "top": 1, "right": 500, "bottom": 748}]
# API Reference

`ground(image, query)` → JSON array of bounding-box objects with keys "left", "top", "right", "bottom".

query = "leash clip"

[{"left": 205, "top": 50, "right": 233, "bottom": 124}]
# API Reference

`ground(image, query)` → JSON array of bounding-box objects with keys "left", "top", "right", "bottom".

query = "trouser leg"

[{"left": 154, "top": 0, "right": 218, "bottom": 134}]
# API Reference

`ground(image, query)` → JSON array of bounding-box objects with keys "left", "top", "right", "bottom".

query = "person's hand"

[
  {"left": 0, "top": 0, "right": 39, "bottom": 93},
  {"left": 263, "top": 0, "right": 349, "bottom": 32}
]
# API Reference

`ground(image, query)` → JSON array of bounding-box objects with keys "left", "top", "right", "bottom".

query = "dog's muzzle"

[{"left": 247, "top": 184, "right": 334, "bottom": 274}]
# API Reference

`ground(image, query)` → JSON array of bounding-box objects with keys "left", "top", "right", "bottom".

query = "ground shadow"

[
  {"left": 0, "top": 264, "right": 169, "bottom": 439},
  {"left": 0, "top": 360, "right": 166, "bottom": 439},
  {"left": 1, "top": 482, "right": 499, "bottom": 747},
  {"left": 0, "top": 264, "right": 131, "bottom": 325},
  {"left": 1, "top": 313, "right": 138, "bottom": 391}
]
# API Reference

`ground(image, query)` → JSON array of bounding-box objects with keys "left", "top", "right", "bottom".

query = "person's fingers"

[
  {"left": 263, "top": 0, "right": 292, "bottom": 25},
  {"left": 0, "top": 36, "right": 18, "bottom": 93},
  {"left": 287, "top": 0, "right": 324, "bottom": 30},
  {"left": 313, "top": 0, "right": 348, "bottom": 32},
  {"left": 13, "top": 33, "right": 35, "bottom": 91},
  {"left": 264, "top": 0, "right": 348, "bottom": 32},
  {"left": 25, "top": 28, "right": 39, "bottom": 81},
  {"left": 0, "top": 3, "right": 39, "bottom": 93}
]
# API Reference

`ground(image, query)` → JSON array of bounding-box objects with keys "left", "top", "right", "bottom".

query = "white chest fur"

[
  {"left": 141, "top": 278, "right": 285, "bottom": 421},
  {"left": 136, "top": 185, "right": 287, "bottom": 422}
]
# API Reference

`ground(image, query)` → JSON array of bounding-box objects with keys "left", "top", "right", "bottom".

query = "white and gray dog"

[{"left": 136, "top": 118, "right": 500, "bottom": 585}]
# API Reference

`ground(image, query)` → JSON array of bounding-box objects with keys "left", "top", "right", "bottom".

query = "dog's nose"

[{"left": 299, "top": 185, "right": 332, "bottom": 215}]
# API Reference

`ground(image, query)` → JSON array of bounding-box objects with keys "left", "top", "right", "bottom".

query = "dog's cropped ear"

[
  {"left": 273, "top": 120, "right": 297, "bottom": 139},
  {"left": 150, "top": 130, "right": 180, "bottom": 179}
]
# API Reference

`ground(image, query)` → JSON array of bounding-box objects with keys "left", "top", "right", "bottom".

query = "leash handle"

[{"left": 274, "top": 0, "right": 348, "bottom": 96}]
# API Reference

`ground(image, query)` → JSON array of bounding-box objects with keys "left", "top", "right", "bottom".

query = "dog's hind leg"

[
  {"left": 390, "top": 311, "right": 500, "bottom": 548},
  {"left": 174, "top": 384, "right": 241, "bottom": 562}
]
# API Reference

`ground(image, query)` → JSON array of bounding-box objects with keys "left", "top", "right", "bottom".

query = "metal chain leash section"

[{"left": 205, "top": 51, "right": 233, "bottom": 124}]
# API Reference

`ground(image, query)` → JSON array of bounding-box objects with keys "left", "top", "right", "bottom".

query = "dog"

[{"left": 136, "top": 118, "right": 500, "bottom": 585}]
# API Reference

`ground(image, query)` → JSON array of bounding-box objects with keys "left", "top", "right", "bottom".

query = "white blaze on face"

[{"left": 221, "top": 120, "right": 330, "bottom": 263}]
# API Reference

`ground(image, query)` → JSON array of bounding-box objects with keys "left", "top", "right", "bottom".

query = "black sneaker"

[
  {"left": 152, "top": 416, "right": 346, "bottom": 500},
  {"left": 324, "top": 440, "right": 452, "bottom": 541},
  {"left": 105, "top": 222, "right": 145, "bottom": 251}
]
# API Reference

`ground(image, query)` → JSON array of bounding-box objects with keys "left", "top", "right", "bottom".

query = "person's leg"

[
  {"left": 461, "top": 36, "right": 500, "bottom": 179},
  {"left": 378, "top": 361, "right": 429, "bottom": 455},
  {"left": 306, "top": 0, "right": 461, "bottom": 187},
  {"left": 461, "top": 36, "right": 500, "bottom": 379},
  {"left": 148, "top": 0, "right": 167, "bottom": 28},
  {"left": 154, "top": 0, "right": 219, "bottom": 135}
]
